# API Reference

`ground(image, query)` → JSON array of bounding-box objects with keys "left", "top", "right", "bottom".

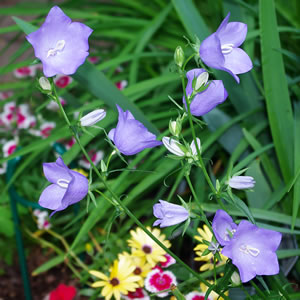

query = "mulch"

[{"left": 0, "top": 247, "right": 89, "bottom": 300}]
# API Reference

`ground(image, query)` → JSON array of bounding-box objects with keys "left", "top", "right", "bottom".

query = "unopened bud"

[
  {"left": 100, "top": 160, "right": 107, "bottom": 173},
  {"left": 169, "top": 120, "right": 181, "bottom": 137},
  {"left": 174, "top": 46, "right": 184, "bottom": 68},
  {"left": 39, "top": 77, "right": 51, "bottom": 91},
  {"left": 162, "top": 137, "right": 186, "bottom": 157},
  {"left": 80, "top": 109, "right": 106, "bottom": 127},
  {"left": 195, "top": 72, "right": 209, "bottom": 90},
  {"left": 231, "top": 271, "right": 241, "bottom": 286}
]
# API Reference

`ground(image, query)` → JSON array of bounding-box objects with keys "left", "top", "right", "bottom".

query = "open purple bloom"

[
  {"left": 183, "top": 69, "right": 228, "bottom": 116},
  {"left": 108, "top": 105, "right": 162, "bottom": 156},
  {"left": 199, "top": 13, "right": 252, "bottom": 83},
  {"left": 229, "top": 175, "right": 255, "bottom": 190},
  {"left": 39, "top": 157, "right": 88, "bottom": 215},
  {"left": 222, "top": 220, "right": 282, "bottom": 282},
  {"left": 153, "top": 200, "right": 189, "bottom": 228},
  {"left": 26, "top": 6, "right": 93, "bottom": 77},
  {"left": 212, "top": 209, "right": 237, "bottom": 246}
]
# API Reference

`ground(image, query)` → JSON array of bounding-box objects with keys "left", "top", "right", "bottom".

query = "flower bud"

[
  {"left": 195, "top": 72, "right": 209, "bottom": 90},
  {"left": 169, "top": 120, "right": 181, "bottom": 137},
  {"left": 80, "top": 109, "right": 106, "bottom": 127},
  {"left": 174, "top": 46, "right": 184, "bottom": 68},
  {"left": 189, "top": 137, "right": 201, "bottom": 156},
  {"left": 231, "top": 271, "right": 241, "bottom": 286},
  {"left": 228, "top": 175, "right": 255, "bottom": 190},
  {"left": 162, "top": 137, "right": 186, "bottom": 157},
  {"left": 39, "top": 77, "right": 51, "bottom": 91}
]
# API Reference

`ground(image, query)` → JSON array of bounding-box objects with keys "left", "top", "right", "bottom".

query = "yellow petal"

[{"left": 90, "top": 270, "right": 109, "bottom": 280}]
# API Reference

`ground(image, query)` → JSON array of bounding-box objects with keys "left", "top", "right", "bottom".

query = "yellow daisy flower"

[
  {"left": 127, "top": 227, "right": 171, "bottom": 267},
  {"left": 90, "top": 256, "right": 141, "bottom": 300},
  {"left": 118, "top": 252, "right": 152, "bottom": 287},
  {"left": 200, "top": 281, "right": 229, "bottom": 300},
  {"left": 194, "top": 225, "right": 227, "bottom": 271}
]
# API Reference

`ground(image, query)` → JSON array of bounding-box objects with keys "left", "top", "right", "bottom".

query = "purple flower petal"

[
  {"left": 110, "top": 105, "right": 162, "bottom": 156},
  {"left": 212, "top": 209, "right": 237, "bottom": 246},
  {"left": 222, "top": 220, "right": 282, "bottom": 282},
  {"left": 190, "top": 80, "right": 228, "bottom": 116},
  {"left": 26, "top": 6, "right": 92, "bottom": 77},
  {"left": 39, "top": 184, "right": 67, "bottom": 210},
  {"left": 223, "top": 48, "right": 253, "bottom": 75},
  {"left": 199, "top": 12, "right": 252, "bottom": 83},
  {"left": 153, "top": 200, "right": 189, "bottom": 228},
  {"left": 61, "top": 170, "right": 89, "bottom": 207},
  {"left": 43, "top": 159, "right": 72, "bottom": 184}
]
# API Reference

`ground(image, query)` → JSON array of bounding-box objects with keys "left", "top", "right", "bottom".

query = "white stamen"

[
  {"left": 57, "top": 178, "right": 70, "bottom": 189},
  {"left": 47, "top": 40, "right": 66, "bottom": 58},
  {"left": 221, "top": 43, "right": 234, "bottom": 55},
  {"left": 239, "top": 244, "right": 260, "bottom": 257}
]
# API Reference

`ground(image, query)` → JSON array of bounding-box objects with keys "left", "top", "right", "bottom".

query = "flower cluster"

[{"left": 90, "top": 227, "right": 177, "bottom": 300}]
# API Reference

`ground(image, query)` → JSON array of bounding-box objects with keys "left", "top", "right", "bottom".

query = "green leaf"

[
  {"left": 292, "top": 102, "right": 300, "bottom": 229},
  {"left": 259, "top": 0, "right": 294, "bottom": 182}
]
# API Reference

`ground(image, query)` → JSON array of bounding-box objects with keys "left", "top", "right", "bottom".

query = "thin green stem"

[{"left": 250, "top": 280, "right": 268, "bottom": 300}]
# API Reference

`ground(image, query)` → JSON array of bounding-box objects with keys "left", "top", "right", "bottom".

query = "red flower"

[{"left": 49, "top": 284, "right": 76, "bottom": 300}]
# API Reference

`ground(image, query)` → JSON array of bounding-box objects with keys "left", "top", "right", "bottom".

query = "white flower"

[
  {"left": 80, "top": 109, "right": 106, "bottom": 126},
  {"left": 228, "top": 176, "right": 255, "bottom": 190}
]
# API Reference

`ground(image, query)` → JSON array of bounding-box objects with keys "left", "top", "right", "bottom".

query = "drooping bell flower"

[
  {"left": 39, "top": 157, "right": 88, "bottom": 215},
  {"left": 228, "top": 175, "right": 255, "bottom": 190},
  {"left": 108, "top": 105, "right": 162, "bottom": 156},
  {"left": 26, "top": 6, "right": 93, "bottom": 77},
  {"left": 212, "top": 209, "right": 237, "bottom": 246},
  {"left": 153, "top": 200, "right": 189, "bottom": 228},
  {"left": 221, "top": 220, "right": 282, "bottom": 282},
  {"left": 183, "top": 69, "right": 228, "bottom": 116},
  {"left": 80, "top": 109, "right": 106, "bottom": 127},
  {"left": 199, "top": 13, "right": 252, "bottom": 83}
]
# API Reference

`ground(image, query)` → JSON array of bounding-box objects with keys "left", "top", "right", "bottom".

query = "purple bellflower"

[
  {"left": 183, "top": 69, "right": 228, "bottom": 116},
  {"left": 153, "top": 200, "right": 189, "bottom": 228},
  {"left": 221, "top": 220, "right": 282, "bottom": 282},
  {"left": 26, "top": 6, "right": 93, "bottom": 77},
  {"left": 228, "top": 175, "right": 255, "bottom": 190},
  {"left": 212, "top": 209, "right": 237, "bottom": 246},
  {"left": 199, "top": 13, "right": 252, "bottom": 83},
  {"left": 108, "top": 105, "right": 162, "bottom": 156},
  {"left": 39, "top": 157, "right": 88, "bottom": 215}
]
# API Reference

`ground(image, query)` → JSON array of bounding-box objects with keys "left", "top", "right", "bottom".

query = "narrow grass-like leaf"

[
  {"left": 259, "top": 0, "right": 294, "bottom": 182},
  {"left": 292, "top": 103, "right": 300, "bottom": 229}
]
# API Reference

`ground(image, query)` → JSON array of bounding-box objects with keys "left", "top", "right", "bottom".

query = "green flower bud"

[{"left": 174, "top": 46, "right": 184, "bottom": 68}]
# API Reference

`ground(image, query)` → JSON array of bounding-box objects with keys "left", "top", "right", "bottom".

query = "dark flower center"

[
  {"left": 110, "top": 277, "right": 119, "bottom": 286},
  {"left": 142, "top": 245, "right": 152, "bottom": 254},
  {"left": 134, "top": 267, "right": 142, "bottom": 275}
]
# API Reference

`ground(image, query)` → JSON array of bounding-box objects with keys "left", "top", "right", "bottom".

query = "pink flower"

[
  {"left": 3, "top": 140, "right": 17, "bottom": 157},
  {"left": 122, "top": 288, "right": 149, "bottom": 300},
  {"left": 185, "top": 291, "right": 213, "bottom": 300},
  {"left": 144, "top": 269, "right": 177, "bottom": 298},
  {"left": 40, "top": 122, "right": 56, "bottom": 138},
  {"left": 46, "top": 97, "right": 67, "bottom": 111},
  {"left": 14, "top": 66, "right": 36, "bottom": 78},
  {"left": 88, "top": 56, "right": 99, "bottom": 64},
  {"left": 78, "top": 149, "right": 104, "bottom": 169},
  {"left": 64, "top": 137, "right": 76, "bottom": 150},
  {"left": 116, "top": 80, "right": 128, "bottom": 90},
  {"left": 54, "top": 74, "right": 73, "bottom": 88},
  {"left": 0, "top": 91, "right": 13, "bottom": 100},
  {"left": 160, "top": 254, "right": 176, "bottom": 268}
]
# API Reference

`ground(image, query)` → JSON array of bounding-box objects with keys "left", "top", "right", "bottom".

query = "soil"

[{"left": 0, "top": 247, "right": 89, "bottom": 300}]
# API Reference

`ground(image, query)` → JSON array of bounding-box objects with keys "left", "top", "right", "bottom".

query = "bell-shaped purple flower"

[
  {"left": 212, "top": 209, "right": 237, "bottom": 246},
  {"left": 228, "top": 175, "right": 255, "bottom": 190},
  {"left": 183, "top": 69, "right": 228, "bottom": 116},
  {"left": 108, "top": 105, "right": 162, "bottom": 156},
  {"left": 39, "top": 157, "right": 88, "bottom": 215},
  {"left": 222, "top": 220, "right": 282, "bottom": 282},
  {"left": 199, "top": 13, "right": 252, "bottom": 83},
  {"left": 26, "top": 6, "right": 93, "bottom": 77},
  {"left": 153, "top": 200, "right": 189, "bottom": 228}
]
